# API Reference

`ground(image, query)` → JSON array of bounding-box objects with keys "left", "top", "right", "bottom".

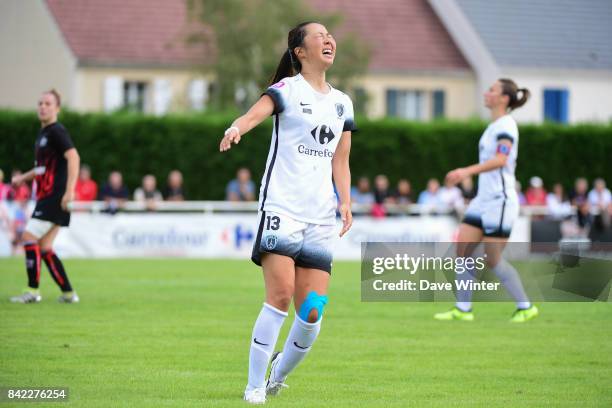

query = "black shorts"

[{"left": 33, "top": 196, "right": 71, "bottom": 227}]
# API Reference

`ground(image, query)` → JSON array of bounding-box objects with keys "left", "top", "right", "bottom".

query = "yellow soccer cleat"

[
  {"left": 434, "top": 307, "right": 474, "bottom": 321},
  {"left": 510, "top": 305, "right": 539, "bottom": 323}
]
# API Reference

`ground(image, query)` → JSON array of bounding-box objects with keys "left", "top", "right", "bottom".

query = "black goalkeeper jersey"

[{"left": 32, "top": 122, "right": 75, "bottom": 226}]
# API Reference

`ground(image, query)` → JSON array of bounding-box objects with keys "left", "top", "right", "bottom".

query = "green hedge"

[{"left": 0, "top": 109, "right": 610, "bottom": 199}]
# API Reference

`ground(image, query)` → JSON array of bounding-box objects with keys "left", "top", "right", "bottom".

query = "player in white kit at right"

[{"left": 434, "top": 78, "right": 539, "bottom": 323}]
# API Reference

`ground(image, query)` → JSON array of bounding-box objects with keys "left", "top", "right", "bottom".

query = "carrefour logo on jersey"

[
  {"left": 297, "top": 144, "right": 334, "bottom": 158},
  {"left": 311, "top": 124, "right": 335, "bottom": 144}
]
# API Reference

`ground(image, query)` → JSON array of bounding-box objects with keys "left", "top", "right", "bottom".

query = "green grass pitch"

[{"left": 1, "top": 258, "right": 611, "bottom": 407}]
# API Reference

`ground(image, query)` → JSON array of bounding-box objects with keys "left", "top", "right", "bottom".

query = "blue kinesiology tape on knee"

[{"left": 298, "top": 291, "right": 328, "bottom": 322}]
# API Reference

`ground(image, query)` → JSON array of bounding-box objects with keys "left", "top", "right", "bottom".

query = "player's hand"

[
  {"left": 11, "top": 174, "right": 24, "bottom": 186},
  {"left": 61, "top": 191, "right": 75, "bottom": 211},
  {"left": 220, "top": 127, "right": 241, "bottom": 152},
  {"left": 445, "top": 168, "right": 468, "bottom": 186},
  {"left": 338, "top": 203, "right": 353, "bottom": 237}
]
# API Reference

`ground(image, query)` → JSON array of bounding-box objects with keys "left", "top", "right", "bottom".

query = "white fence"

[
  {"left": 66, "top": 200, "right": 551, "bottom": 216},
  {"left": 0, "top": 201, "right": 536, "bottom": 259}
]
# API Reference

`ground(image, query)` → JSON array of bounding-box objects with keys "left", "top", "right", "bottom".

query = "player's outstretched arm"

[
  {"left": 333, "top": 131, "right": 353, "bottom": 237},
  {"left": 445, "top": 140, "right": 511, "bottom": 185},
  {"left": 11, "top": 168, "right": 36, "bottom": 185},
  {"left": 62, "top": 148, "right": 80, "bottom": 210},
  {"left": 219, "top": 95, "right": 275, "bottom": 152}
]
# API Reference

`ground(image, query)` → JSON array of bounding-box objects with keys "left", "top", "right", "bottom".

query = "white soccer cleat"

[
  {"left": 10, "top": 291, "right": 41, "bottom": 304},
  {"left": 266, "top": 352, "right": 289, "bottom": 396},
  {"left": 58, "top": 292, "right": 79, "bottom": 303},
  {"left": 243, "top": 387, "right": 266, "bottom": 405}
]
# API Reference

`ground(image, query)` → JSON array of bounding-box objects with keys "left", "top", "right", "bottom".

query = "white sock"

[
  {"left": 272, "top": 315, "right": 321, "bottom": 382},
  {"left": 492, "top": 259, "right": 531, "bottom": 309},
  {"left": 247, "top": 303, "right": 287, "bottom": 391},
  {"left": 455, "top": 260, "right": 475, "bottom": 312}
]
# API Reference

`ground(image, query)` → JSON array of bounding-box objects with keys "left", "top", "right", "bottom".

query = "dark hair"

[
  {"left": 269, "top": 22, "right": 315, "bottom": 85},
  {"left": 499, "top": 78, "right": 529, "bottom": 111},
  {"left": 44, "top": 88, "right": 62, "bottom": 107}
]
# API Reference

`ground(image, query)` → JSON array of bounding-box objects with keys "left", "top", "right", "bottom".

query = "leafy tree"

[{"left": 186, "top": 0, "right": 370, "bottom": 110}]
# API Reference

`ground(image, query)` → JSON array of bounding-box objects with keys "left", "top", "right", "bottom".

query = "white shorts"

[
  {"left": 463, "top": 194, "right": 519, "bottom": 238},
  {"left": 251, "top": 211, "right": 336, "bottom": 273},
  {"left": 24, "top": 218, "right": 56, "bottom": 239}
]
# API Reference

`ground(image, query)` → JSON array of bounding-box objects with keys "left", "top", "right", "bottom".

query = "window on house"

[
  {"left": 386, "top": 89, "right": 424, "bottom": 120},
  {"left": 188, "top": 79, "right": 208, "bottom": 111},
  {"left": 543, "top": 89, "right": 569, "bottom": 123},
  {"left": 123, "top": 81, "right": 148, "bottom": 112},
  {"left": 353, "top": 87, "right": 368, "bottom": 116},
  {"left": 432, "top": 90, "right": 445, "bottom": 119}
]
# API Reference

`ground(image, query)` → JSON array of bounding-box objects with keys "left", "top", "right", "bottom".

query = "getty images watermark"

[{"left": 361, "top": 242, "right": 612, "bottom": 302}]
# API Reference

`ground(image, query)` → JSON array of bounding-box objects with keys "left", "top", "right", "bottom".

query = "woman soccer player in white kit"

[
  {"left": 219, "top": 22, "right": 356, "bottom": 404},
  {"left": 434, "top": 79, "right": 539, "bottom": 323}
]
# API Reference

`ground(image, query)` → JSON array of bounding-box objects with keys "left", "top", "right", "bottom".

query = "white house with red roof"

[{"left": 3, "top": 0, "right": 609, "bottom": 122}]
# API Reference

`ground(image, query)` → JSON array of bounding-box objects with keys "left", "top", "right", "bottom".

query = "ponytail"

[
  {"left": 268, "top": 22, "right": 314, "bottom": 86},
  {"left": 499, "top": 78, "right": 530, "bottom": 111},
  {"left": 269, "top": 49, "right": 298, "bottom": 85},
  {"left": 513, "top": 88, "right": 530, "bottom": 110}
]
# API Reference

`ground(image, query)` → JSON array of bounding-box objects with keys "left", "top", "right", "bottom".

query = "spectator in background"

[
  {"left": 547, "top": 183, "right": 572, "bottom": 220},
  {"left": 226, "top": 167, "right": 256, "bottom": 201},
  {"left": 10, "top": 200, "right": 28, "bottom": 254},
  {"left": 74, "top": 164, "right": 98, "bottom": 201},
  {"left": 10, "top": 170, "right": 31, "bottom": 202},
  {"left": 164, "top": 170, "right": 185, "bottom": 201},
  {"left": 588, "top": 178, "right": 612, "bottom": 230},
  {"left": 134, "top": 174, "right": 163, "bottom": 211},
  {"left": 351, "top": 176, "right": 375, "bottom": 205},
  {"left": 0, "top": 169, "right": 12, "bottom": 200},
  {"left": 588, "top": 178, "right": 612, "bottom": 213},
  {"left": 392, "top": 179, "right": 413, "bottom": 204},
  {"left": 373, "top": 174, "right": 392, "bottom": 204},
  {"left": 525, "top": 176, "right": 547, "bottom": 205},
  {"left": 0, "top": 199, "right": 13, "bottom": 255},
  {"left": 371, "top": 174, "right": 392, "bottom": 217},
  {"left": 417, "top": 178, "right": 442, "bottom": 207},
  {"left": 99, "top": 171, "right": 129, "bottom": 214},
  {"left": 439, "top": 179, "right": 464, "bottom": 213},
  {"left": 515, "top": 180, "right": 527, "bottom": 206},
  {"left": 570, "top": 177, "right": 591, "bottom": 229}
]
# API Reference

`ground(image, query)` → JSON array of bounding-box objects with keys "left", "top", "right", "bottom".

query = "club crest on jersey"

[
  {"left": 39, "top": 137, "right": 48, "bottom": 147},
  {"left": 335, "top": 103, "right": 344, "bottom": 118},
  {"left": 497, "top": 144, "right": 511, "bottom": 155},
  {"left": 311, "top": 124, "right": 335, "bottom": 145},
  {"left": 265, "top": 235, "right": 278, "bottom": 250}
]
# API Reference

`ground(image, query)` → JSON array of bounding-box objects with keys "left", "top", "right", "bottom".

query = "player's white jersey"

[
  {"left": 477, "top": 114, "right": 519, "bottom": 200},
  {"left": 259, "top": 74, "right": 357, "bottom": 225}
]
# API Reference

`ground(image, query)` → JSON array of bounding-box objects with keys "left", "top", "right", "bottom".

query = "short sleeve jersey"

[
  {"left": 260, "top": 74, "right": 356, "bottom": 225},
  {"left": 477, "top": 115, "right": 518, "bottom": 199},
  {"left": 32, "top": 122, "right": 74, "bottom": 225}
]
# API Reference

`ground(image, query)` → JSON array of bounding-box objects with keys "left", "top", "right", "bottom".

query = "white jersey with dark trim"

[
  {"left": 477, "top": 114, "right": 518, "bottom": 199},
  {"left": 259, "top": 74, "right": 357, "bottom": 225}
]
